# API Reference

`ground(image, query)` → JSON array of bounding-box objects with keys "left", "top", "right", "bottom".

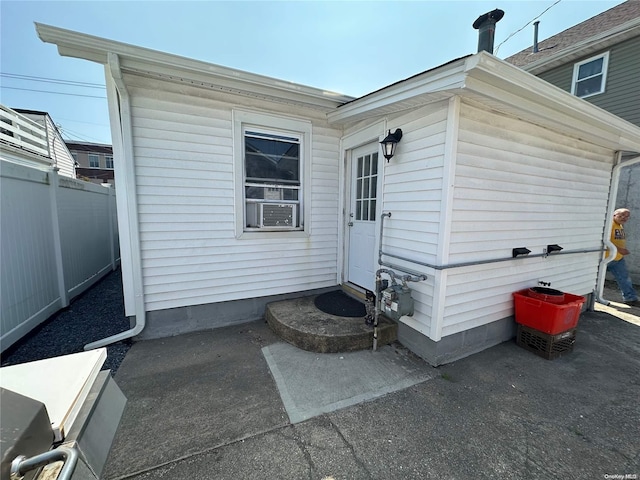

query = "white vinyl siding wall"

[
  {"left": 382, "top": 103, "right": 449, "bottom": 260},
  {"left": 440, "top": 100, "right": 613, "bottom": 337},
  {"left": 379, "top": 102, "right": 450, "bottom": 336},
  {"left": 127, "top": 84, "right": 342, "bottom": 312},
  {"left": 45, "top": 116, "right": 76, "bottom": 179},
  {"left": 18, "top": 112, "right": 76, "bottom": 178}
]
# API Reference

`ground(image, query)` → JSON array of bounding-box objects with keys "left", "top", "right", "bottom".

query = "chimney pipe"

[
  {"left": 533, "top": 20, "right": 540, "bottom": 53},
  {"left": 473, "top": 9, "right": 505, "bottom": 54}
]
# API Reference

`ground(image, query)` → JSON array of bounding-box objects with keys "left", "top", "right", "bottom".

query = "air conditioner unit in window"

[{"left": 261, "top": 203, "right": 295, "bottom": 228}]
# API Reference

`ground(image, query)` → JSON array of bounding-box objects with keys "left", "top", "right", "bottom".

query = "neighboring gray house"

[
  {"left": 36, "top": 22, "right": 640, "bottom": 365},
  {"left": 506, "top": 0, "right": 640, "bottom": 284}
]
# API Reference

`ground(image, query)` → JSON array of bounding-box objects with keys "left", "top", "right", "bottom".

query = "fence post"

[
  {"left": 108, "top": 185, "right": 116, "bottom": 271},
  {"left": 49, "top": 167, "right": 68, "bottom": 308}
]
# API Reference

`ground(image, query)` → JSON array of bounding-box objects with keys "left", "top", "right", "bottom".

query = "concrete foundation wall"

[
  {"left": 398, "top": 317, "right": 517, "bottom": 367},
  {"left": 138, "top": 286, "right": 338, "bottom": 340}
]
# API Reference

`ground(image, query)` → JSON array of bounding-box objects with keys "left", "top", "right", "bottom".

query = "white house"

[
  {"left": 36, "top": 23, "right": 640, "bottom": 364},
  {"left": 0, "top": 106, "right": 76, "bottom": 178}
]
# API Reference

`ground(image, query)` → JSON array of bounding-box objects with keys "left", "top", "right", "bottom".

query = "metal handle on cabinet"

[{"left": 11, "top": 447, "right": 78, "bottom": 480}]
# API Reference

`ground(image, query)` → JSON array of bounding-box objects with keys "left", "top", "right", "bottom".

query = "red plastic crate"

[{"left": 513, "top": 289, "right": 586, "bottom": 335}]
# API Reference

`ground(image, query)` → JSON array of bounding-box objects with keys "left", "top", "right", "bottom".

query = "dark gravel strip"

[{"left": 1, "top": 269, "right": 132, "bottom": 374}]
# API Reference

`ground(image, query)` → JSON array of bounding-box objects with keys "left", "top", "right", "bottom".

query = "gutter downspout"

[
  {"left": 595, "top": 152, "right": 640, "bottom": 307},
  {"left": 85, "top": 52, "right": 145, "bottom": 350}
]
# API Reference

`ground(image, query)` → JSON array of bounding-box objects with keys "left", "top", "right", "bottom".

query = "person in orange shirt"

[{"left": 607, "top": 208, "right": 639, "bottom": 307}]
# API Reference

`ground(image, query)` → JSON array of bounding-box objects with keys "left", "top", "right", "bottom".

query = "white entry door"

[{"left": 347, "top": 144, "right": 380, "bottom": 291}]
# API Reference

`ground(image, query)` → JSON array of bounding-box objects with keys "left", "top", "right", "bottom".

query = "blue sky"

[{"left": 0, "top": 0, "right": 625, "bottom": 145}]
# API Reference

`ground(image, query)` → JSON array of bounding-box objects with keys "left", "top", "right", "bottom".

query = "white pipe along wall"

[{"left": 85, "top": 53, "right": 146, "bottom": 350}]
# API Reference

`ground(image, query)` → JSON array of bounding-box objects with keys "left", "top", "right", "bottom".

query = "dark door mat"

[{"left": 314, "top": 290, "right": 365, "bottom": 317}]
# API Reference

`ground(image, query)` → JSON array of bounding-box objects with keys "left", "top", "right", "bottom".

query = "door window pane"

[{"left": 354, "top": 152, "right": 378, "bottom": 222}]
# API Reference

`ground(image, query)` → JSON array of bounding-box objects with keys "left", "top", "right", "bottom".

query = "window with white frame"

[
  {"left": 105, "top": 155, "right": 114, "bottom": 169},
  {"left": 244, "top": 129, "right": 301, "bottom": 230},
  {"left": 234, "top": 111, "right": 310, "bottom": 234},
  {"left": 572, "top": 52, "right": 609, "bottom": 98},
  {"left": 88, "top": 154, "right": 100, "bottom": 168}
]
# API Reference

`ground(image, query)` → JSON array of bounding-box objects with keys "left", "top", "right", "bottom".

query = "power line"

[
  {"left": 55, "top": 116, "right": 110, "bottom": 128},
  {"left": 59, "top": 126, "right": 104, "bottom": 143},
  {"left": 0, "top": 86, "right": 107, "bottom": 99},
  {"left": 494, "top": 0, "right": 562, "bottom": 56},
  {"left": 0, "top": 72, "right": 105, "bottom": 88}
]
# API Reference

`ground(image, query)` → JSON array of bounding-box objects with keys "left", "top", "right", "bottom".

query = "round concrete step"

[{"left": 265, "top": 295, "right": 397, "bottom": 353}]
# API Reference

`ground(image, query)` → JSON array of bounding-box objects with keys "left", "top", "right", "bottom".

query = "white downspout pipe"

[
  {"left": 85, "top": 53, "right": 145, "bottom": 350},
  {"left": 595, "top": 152, "right": 640, "bottom": 307}
]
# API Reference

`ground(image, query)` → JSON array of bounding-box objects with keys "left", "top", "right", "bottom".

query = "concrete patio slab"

[
  {"left": 263, "top": 342, "right": 434, "bottom": 423},
  {"left": 103, "top": 323, "right": 287, "bottom": 479}
]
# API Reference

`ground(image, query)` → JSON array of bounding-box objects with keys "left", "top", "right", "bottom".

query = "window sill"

[{"left": 576, "top": 91, "right": 604, "bottom": 99}]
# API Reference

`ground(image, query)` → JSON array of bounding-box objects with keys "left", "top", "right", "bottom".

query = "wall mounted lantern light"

[{"left": 380, "top": 129, "right": 403, "bottom": 162}]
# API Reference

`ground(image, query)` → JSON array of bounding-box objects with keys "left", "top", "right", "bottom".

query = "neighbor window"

[
  {"left": 88, "top": 154, "right": 100, "bottom": 168},
  {"left": 233, "top": 110, "right": 311, "bottom": 236},
  {"left": 105, "top": 155, "right": 114, "bottom": 169},
  {"left": 571, "top": 52, "right": 609, "bottom": 98}
]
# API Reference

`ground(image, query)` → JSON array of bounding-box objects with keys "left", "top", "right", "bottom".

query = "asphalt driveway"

[
  {"left": 2, "top": 270, "right": 638, "bottom": 479},
  {"left": 103, "top": 306, "right": 639, "bottom": 479}
]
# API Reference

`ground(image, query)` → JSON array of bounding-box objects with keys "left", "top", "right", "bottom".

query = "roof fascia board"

[
  {"left": 522, "top": 19, "right": 640, "bottom": 74},
  {"left": 35, "top": 23, "right": 353, "bottom": 109},
  {"left": 464, "top": 53, "right": 640, "bottom": 152},
  {"left": 327, "top": 58, "right": 467, "bottom": 124},
  {"left": 117, "top": 61, "right": 344, "bottom": 111}
]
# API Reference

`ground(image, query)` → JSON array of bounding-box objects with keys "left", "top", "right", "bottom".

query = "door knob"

[{"left": 348, "top": 221, "right": 354, "bottom": 227}]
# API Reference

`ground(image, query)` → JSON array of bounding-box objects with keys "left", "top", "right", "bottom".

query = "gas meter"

[{"left": 381, "top": 282, "right": 414, "bottom": 321}]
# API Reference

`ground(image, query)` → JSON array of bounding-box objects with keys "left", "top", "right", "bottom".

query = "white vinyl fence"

[{"left": 1, "top": 160, "right": 120, "bottom": 352}]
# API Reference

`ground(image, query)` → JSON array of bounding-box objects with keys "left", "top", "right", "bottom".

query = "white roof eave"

[
  {"left": 35, "top": 23, "right": 354, "bottom": 111},
  {"left": 329, "top": 51, "right": 640, "bottom": 154},
  {"left": 327, "top": 58, "right": 468, "bottom": 125},
  {"left": 35, "top": 23, "right": 640, "bottom": 154},
  {"left": 465, "top": 53, "right": 640, "bottom": 153}
]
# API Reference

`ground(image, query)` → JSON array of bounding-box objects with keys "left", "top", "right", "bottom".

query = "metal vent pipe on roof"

[
  {"left": 472, "top": 9, "right": 505, "bottom": 54},
  {"left": 533, "top": 20, "right": 540, "bottom": 53}
]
